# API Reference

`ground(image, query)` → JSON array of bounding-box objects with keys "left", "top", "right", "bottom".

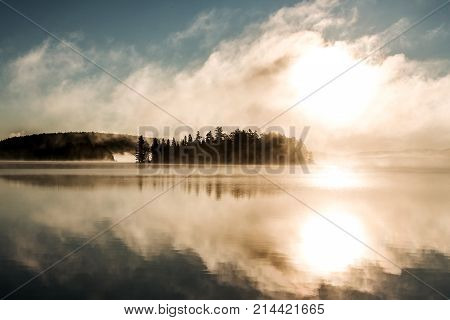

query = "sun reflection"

[{"left": 297, "top": 211, "right": 367, "bottom": 274}]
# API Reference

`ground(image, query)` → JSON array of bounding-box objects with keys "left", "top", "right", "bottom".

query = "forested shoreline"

[
  {"left": 136, "top": 127, "right": 313, "bottom": 164},
  {"left": 0, "top": 129, "right": 313, "bottom": 163}
]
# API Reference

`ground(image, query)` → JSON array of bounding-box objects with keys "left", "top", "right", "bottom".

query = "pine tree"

[
  {"left": 205, "top": 131, "right": 213, "bottom": 144},
  {"left": 214, "top": 127, "right": 224, "bottom": 143},
  {"left": 195, "top": 131, "right": 202, "bottom": 142},
  {"left": 135, "top": 135, "right": 149, "bottom": 163},
  {"left": 150, "top": 138, "right": 160, "bottom": 162}
]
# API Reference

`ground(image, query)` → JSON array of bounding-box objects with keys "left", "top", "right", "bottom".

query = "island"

[{"left": 0, "top": 128, "right": 313, "bottom": 164}]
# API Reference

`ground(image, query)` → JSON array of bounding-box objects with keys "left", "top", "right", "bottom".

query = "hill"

[{"left": 0, "top": 132, "right": 137, "bottom": 161}]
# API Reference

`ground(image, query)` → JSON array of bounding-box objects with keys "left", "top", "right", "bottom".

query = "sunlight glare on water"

[{"left": 297, "top": 210, "right": 368, "bottom": 275}]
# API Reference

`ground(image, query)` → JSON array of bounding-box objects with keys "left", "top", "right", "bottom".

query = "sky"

[{"left": 0, "top": 0, "right": 449, "bottom": 152}]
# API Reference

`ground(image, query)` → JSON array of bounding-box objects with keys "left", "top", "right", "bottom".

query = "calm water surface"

[{"left": 0, "top": 162, "right": 449, "bottom": 299}]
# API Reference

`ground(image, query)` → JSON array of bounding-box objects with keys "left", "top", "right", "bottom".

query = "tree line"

[{"left": 135, "top": 127, "right": 312, "bottom": 164}]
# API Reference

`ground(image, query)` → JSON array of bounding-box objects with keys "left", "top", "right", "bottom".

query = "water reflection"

[
  {"left": 0, "top": 163, "right": 449, "bottom": 299},
  {"left": 297, "top": 211, "right": 367, "bottom": 274},
  {"left": 0, "top": 174, "right": 283, "bottom": 199}
]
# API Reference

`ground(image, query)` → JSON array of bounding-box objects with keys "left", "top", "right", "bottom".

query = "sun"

[{"left": 288, "top": 44, "right": 382, "bottom": 127}]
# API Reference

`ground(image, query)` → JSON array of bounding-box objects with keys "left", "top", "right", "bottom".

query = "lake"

[{"left": 0, "top": 162, "right": 449, "bottom": 299}]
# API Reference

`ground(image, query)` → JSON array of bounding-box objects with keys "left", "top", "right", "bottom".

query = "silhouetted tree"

[
  {"left": 135, "top": 135, "right": 149, "bottom": 163},
  {"left": 205, "top": 131, "right": 213, "bottom": 144},
  {"left": 214, "top": 127, "right": 224, "bottom": 143},
  {"left": 150, "top": 138, "right": 160, "bottom": 162},
  {"left": 195, "top": 131, "right": 202, "bottom": 142}
]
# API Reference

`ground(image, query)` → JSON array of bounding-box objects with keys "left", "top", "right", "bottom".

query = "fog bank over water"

[{"left": 314, "top": 149, "right": 450, "bottom": 169}]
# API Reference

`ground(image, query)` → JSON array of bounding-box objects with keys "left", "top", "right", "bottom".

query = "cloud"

[
  {"left": 169, "top": 10, "right": 217, "bottom": 42},
  {"left": 168, "top": 9, "right": 234, "bottom": 47},
  {"left": 425, "top": 23, "right": 449, "bottom": 40},
  {"left": 0, "top": 0, "right": 449, "bottom": 152}
]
